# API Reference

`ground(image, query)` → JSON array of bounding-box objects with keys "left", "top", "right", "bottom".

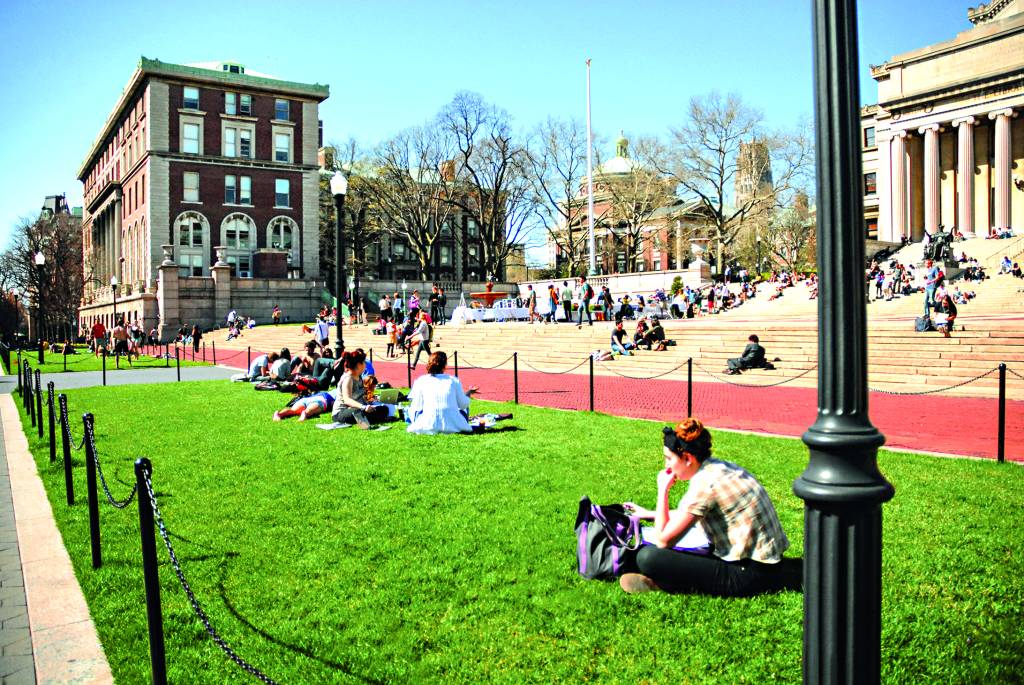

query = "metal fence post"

[
  {"left": 454, "top": 350, "right": 459, "bottom": 378},
  {"left": 47, "top": 382, "right": 56, "bottom": 463},
  {"left": 369, "top": 347, "right": 373, "bottom": 364},
  {"left": 247, "top": 346, "right": 251, "bottom": 372},
  {"left": 134, "top": 458, "right": 167, "bottom": 685},
  {"left": 83, "top": 413, "right": 102, "bottom": 569},
  {"left": 28, "top": 368, "right": 36, "bottom": 426},
  {"left": 16, "top": 352, "right": 21, "bottom": 394},
  {"left": 102, "top": 352, "right": 107, "bottom": 386},
  {"left": 116, "top": 352, "right": 120, "bottom": 369},
  {"left": 175, "top": 347, "right": 180, "bottom": 382},
  {"left": 687, "top": 357, "right": 693, "bottom": 417},
  {"left": 589, "top": 356, "right": 594, "bottom": 412},
  {"left": 165, "top": 344, "right": 169, "bottom": 368},
  {"left": 998, "top": 363, "right": 1006, "bottom": 464},
  {"left": 406, "top": 347, "right": 412, "bottom": 388},
  {"left": 212, "top": 341, "right": 217, "bottom": 365},
  {"left": 35, "top": 371, "right": 43, "bottom": 438},
  {"left": 63, "top": 347, "right": 67, "bottom": 372},
  {"left": 513, "top": 352, "right": 519, "bottom": 404},
  {"left": 58, "top": 394, "right": 73, "bottom": 505},
  {"left": 203, "top": 341, "right": 206, "bottom": 363}
]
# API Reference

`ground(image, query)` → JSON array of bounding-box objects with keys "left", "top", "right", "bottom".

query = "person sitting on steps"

[{"left": 725, "top": 334, "right": 767, "bottom": 375}]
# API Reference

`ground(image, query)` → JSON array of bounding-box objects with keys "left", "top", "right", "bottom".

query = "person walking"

[
  {"left": 560, "top": 280, "right": 573, "bottom": 323},
  {"left": 191, "top": 324, "right": 202, "bottom": 356},
  {"left": 602, "top": 286, "right": 614, "bottom": 322},
  {"left": 526, "top": 285, "right": 542, "bottom": 324},
  {"left": 393, "top": 292, "right": 404, "bottom": 323},
  {"left": 576, "top": 276, "right": 594, "bottom": 327},
  {"left": 438, "top": 287, "right": 448, "bottom": 325},
  {"left": 923, "top": 259, "right": 940, "bottom": 315},
  {"left": 411, "top": 311, "right": 433, "bottom": 368},
  {"left": 429, "top": 285, "right": 441, "bottom": 323},
  {"left": 378, "top": 294, "right": 393, "bottom": 323},
  {"left": 272, "top": 305, "right": 281, "bottom": 325}
]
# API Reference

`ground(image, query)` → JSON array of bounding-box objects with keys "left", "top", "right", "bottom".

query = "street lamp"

[
  {"left": 110, "top": 275, "right": 119, "bottom": 324},
  {"left": 34, "top": 251, "right": 45, "bottom": 363},
  {"left": 330, "top": 171, "right": 348, "bottom": 357},
  {"left": 756, "top": 233, "right": 762, "bottom": 279},
  {"left": 401, "top": 278, "right": 407, "bottom": 320}
]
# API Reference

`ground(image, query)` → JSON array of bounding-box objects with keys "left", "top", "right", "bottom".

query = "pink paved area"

[{"left": 210, "top": 347, "right": 1023, "bottom": 462}]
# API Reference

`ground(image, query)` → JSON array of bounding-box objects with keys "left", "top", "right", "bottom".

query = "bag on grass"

[{"left": 574, "top": 496, "right": 640, "bottom": 580}]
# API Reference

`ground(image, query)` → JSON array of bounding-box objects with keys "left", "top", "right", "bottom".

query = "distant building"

[
  {"left": 861, "top": 1, "right": 1024, "bottom": 243},
  {"left": 735, "top": 140, "right": 774, "bottom": 208},
  {"left": 76, "top": 58, "right": 329, "bottom": 338}
]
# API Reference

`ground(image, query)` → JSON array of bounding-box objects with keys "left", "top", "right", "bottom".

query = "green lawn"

[
  {"left": 17, "top": 382, "right": 1024, "bottom": 684},
  {"left": 13, "top": 348, "right": 210, "bottom": 374}
]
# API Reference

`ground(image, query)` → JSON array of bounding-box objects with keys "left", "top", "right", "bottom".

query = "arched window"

[
  {"left": 174, "top": 211, "right": 209, "bottom": 277},
  {"left": 222, "top": 213, "right": 255, "bottom": 278},
  {"left": 268, "top": 216, "right": 299, "bottom": 274}
]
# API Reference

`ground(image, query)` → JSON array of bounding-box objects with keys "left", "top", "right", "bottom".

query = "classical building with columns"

[
  {"left": 76, "top": 58, "right": 329, "bottom": 339},
  {"left": 863, "top": 1, "right": 1024, "bottom": 243}
]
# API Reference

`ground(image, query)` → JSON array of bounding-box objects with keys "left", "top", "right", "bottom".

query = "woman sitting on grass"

[
  {"left": 620, "top": 418, "right": 794, "bottom": 597},
  {"left": 406, "top": 351, "right": 479, "bottom": 434},
  {"left": 331, "top": 349, "right": 387, "bottom": 428},
  {"left": 274, "top": 391, "right": 335, "bottom": 421}
]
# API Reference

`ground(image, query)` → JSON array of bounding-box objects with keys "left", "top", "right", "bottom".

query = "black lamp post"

[
  {"left": 755, "top": 233, "right": 762, "bottom": 278},
  {"left": 794, "top": 1, "right": 895, "bottom": 684},
  {"left": 110, "top": 275, "right": 119, "bottom": 324},
  {"left": 34, "top": 251, "right": 45, "bottom": 363},
  {"left": 330, "top": 171, "right": 348, "bottom": 357}
]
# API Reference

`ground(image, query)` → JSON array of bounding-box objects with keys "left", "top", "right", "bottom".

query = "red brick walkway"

[{"left": 211, "top": 346, "right": 1022, "bottom": 462}]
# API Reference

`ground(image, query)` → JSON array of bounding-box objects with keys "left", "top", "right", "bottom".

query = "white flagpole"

[{"left": 586, "top": 58, "right": 596, "bottom": 276}]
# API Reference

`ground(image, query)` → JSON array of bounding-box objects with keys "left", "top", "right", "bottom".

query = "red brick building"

[{"left": 76, "top": 58, "right": 329, "bottom": 338}]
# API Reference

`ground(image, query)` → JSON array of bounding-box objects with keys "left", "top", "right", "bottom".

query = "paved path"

[
  {"left": 0, "top": 416, "right": 33, "bottom": 684},
  {"left": 0, "top": 365, "right": 237, "bottom": 396}
]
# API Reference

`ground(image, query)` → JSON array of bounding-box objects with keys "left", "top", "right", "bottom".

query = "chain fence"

[
  {"left": 693, "top": 361, "right": 820, "bottom": 388},
  {"left": 597, "top": 358, "right": 691, "bottom": 381},
  {"left": 455, "top": 354, "right": 515, "bottom": 370},
  {"left": 1008, "top": 367, "right": 1024, "bottom": 382},
  {"left": 520, "top": 357, "right": 592, "bottom": 375},
  {"left": 867, "top": 367, "right": 1000, "bottom": 396},
  {"left": 83, "top": 417, "right": 137, "bottom": 509},
  {"left": 59, "top": 397, "right": 87, "bottom": 451},
  {"left": 142, "top": 472, "right": 278, "bottom": 685}
]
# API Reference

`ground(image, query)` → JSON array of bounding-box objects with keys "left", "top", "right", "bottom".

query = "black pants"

[
  {"left": 562, "top": 301, "right": 572, "bottom": 322},
  {"left": 636, "top": 545, "right": 796, "bottom": 597}
]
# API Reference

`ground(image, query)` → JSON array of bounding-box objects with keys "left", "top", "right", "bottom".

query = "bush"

[{"left": 670, "top": 276, "right": 684, "bottom": 295}]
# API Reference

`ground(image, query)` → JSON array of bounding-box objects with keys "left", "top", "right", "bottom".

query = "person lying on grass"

[
  {"left": 274, "top": 391, "right": 335, "bottom": 422},
  {"left": 406, "top": 351, "right": 480, "bottom": 434},
  {"left": 331, "top": 349, "right": 388, "bottom": 429},
  {"left": 620, "top": 418, "right": 793, "bottom": 597}
]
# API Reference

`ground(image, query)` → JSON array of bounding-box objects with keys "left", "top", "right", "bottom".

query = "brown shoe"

[{"left": 619, "top": 573, "right": 661, "bottom": 594}]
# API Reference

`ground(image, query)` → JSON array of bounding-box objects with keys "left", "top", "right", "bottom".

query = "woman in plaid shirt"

[{"left": 621, "top": 418, "right": 795, "bottom": 596}]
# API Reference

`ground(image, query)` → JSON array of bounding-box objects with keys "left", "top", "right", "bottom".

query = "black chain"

[
  {"left": 83, "top": 419, "right": 137, "bottom": 509},
  {"left": 520, "top": 357, "right": 592, "bottom": 375},
  {"left": 597, "top": 359, "right": 691, "bottom": 381},
  {"left": 1007, "top": 367, "right": 1024, "bottom": 381},
  {"left": 59, "top": 398, "right": 86, "bottom": 451},
  {"left": 694, "top": 361, "right": 819, "bottom": 388},
  {"left": 456, "top": 354, "right": 515, "bottom": 370},
  {"left": 142, "top": 473, "right": 278, "bottom": 685},
  {"left": 868, "top": 367, "right": 998, "bottom": 396}
]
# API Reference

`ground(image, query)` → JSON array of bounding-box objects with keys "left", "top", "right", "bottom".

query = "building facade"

[
  {"left": 76, "top": 58, "right": 328, "bottom": 338},
  {"left": 863, "top": 1, "right": 1024, "bottom": 243}
]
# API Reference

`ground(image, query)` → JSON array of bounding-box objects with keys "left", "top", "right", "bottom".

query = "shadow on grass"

[{"left": 215, "top": 559, "right": 386, "bottom": 684}]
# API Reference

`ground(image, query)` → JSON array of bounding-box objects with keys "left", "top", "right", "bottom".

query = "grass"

[
  {"left": 12, "top": 348, "right": 210, "bottom": 374},
  {"left": 17, "top": 381, "right": 1024, "bottom": 684}
]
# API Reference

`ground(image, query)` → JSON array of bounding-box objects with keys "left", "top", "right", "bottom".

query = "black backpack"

[{"left": 914, "top": 316, "right": 933, "bottom": 333}]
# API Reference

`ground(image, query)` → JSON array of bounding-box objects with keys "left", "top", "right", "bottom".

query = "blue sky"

[{"left": 0, "top": 0, "right": 969, "bottom": 247}]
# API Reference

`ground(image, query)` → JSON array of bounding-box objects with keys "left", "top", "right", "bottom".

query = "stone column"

[
  {"left": 890, "top": 131, "right": 908, "bottom": 241},
  {"left": 954, "top": 116, "right": 976, "bottom": 237},
  {"left": 157, "top": 245, "right": 179, "bottom": 343},
  {"left": 918, "top": 124, "right": 941, "bottom": 235},
  {"left": 113, "top": 192, "right": 123, "bottom": 285},
  {"left": 989, "top": 109, "right": 1015, "bottom": 232},
  {"left": 210, "top": 246, "right": 232, "bottom": 331},
  {"left": 876, "top": 132, "right": 892, "bottom": 242}
]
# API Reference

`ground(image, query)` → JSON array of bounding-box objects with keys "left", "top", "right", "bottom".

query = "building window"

[
  {"left": 226, "top": 254, "right": 252, "bottom": 278},
  {"left": 225, "top": 175, "right": 237, "bottom": 204},
  {"left": 269, "top": 216, "right": 298, "bottom": 266},
  {"left": 182, "top": 123, "right": 200, "bottom": 154},
  {"left": 863, "top": 127, "right": 876, "bottom": 148},
  {"left": 468, "top": 245, "right": 479, "bottom": 262},
  {"left": 225, "top": 92, "right": 237, "bottom": 115},
  {"left": 274, "top": 133, "right": 290, "bottom": 162},
  {"left": 179, "top": 254, "right": 203, "bottom": 277},
  {"left": 183, "top": 172, "right": 199, "bottom": 202},
  {"left": 864, "top": 172, "right": 877, "bottom": 196},
  {"left": 440, "top": 245, "right": 451, "bottom": 265},
  {"left": 223, "top": 213, "right": 255, "bottom": 277},
  {"left": 240, "top": 94, "right": 252, "bottom": 115},
  {"left": 224, "top": 127, "right": 237, "bottom": 157},
  {"left": 393, "top": 242, "right": 406, "bottom": 258},
  {"left": 467, "top": 219, "right": 479, "bottom": 238},
  {"left": 275, "top": 179, "right": 290, "bottom": 207},
  {"left": 240, "top": 176, "right": 251, "bottom": 204},
  {"left": 183, "top": 87, "right": 199, "bottom": 110},
  {"left": 274, "top": 99, "right": 289, "bottom": 121},
  {"left": 240, "top": 130, "right": 251, "bottom": 158},
  {"left": 175, "top": 211, "right": 208, "bottom": 276}
]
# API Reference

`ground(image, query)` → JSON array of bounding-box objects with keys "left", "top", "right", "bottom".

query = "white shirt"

[{"left": 406, "top": 374, "right": 472, "bottom": 434}]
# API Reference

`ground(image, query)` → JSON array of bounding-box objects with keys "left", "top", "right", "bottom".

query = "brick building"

[{"left": 76, "top": 58, "right": 329, "bottom": 339}]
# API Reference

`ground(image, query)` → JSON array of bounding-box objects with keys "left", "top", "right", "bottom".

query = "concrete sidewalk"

[{"left": 0, "top": 365, "right": 237, "bottom": 395}]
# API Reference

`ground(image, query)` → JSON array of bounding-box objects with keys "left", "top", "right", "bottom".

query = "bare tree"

[
  {"left": 602, "top": 136, "right": 675, "bottom": 273},
  {"left": 526, "top": 117, "right": 593, "bottom": 277},
  {"left": 658, "top": 92, "right": 814, "bottom": 272},
  {"left": 441, "top": 92, "right": 537, "bottom": 281},
  {"left": 364, "top": 124, "right": 459, "bottom": 280},
  {"left": 763, "top": 200, "right": 817, "bottom": 273},
  {"left": 0, "top": 211, "right": 84, "bottom": 341}
]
